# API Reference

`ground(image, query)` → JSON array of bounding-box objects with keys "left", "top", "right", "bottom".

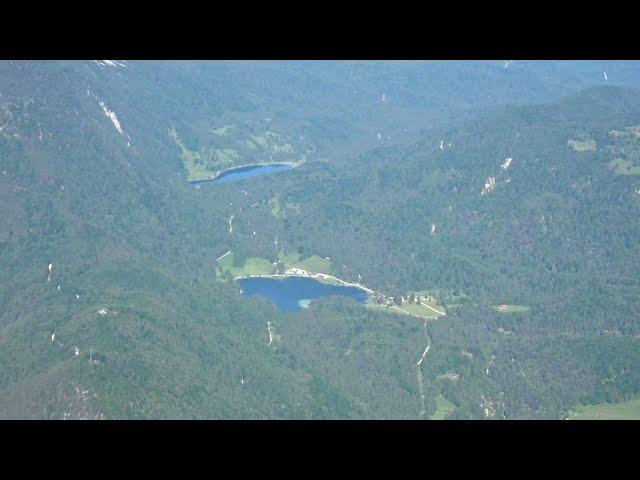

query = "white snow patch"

[
  {"left": 481, "top": 176, "right": 497, "bottom": 195},
  {"left": 51, "top": 332, "right": 55, "bottom": 342},
  {"left": 95, "top": 60, "right": 127, "bottom": 68},
  {"left": 501, "top": 157, "right": 512, "bottom": 170},
  {"left": 267, "top": 321, "right": 274, "bottom": 346},
  {"left": 97, "top": 308, "right": 108, "bottom": 316},
  {"left": 439, "top": 140, "right": 444, "bottom": 150},
  {"left": 430, "top": 223, "right": 436, "bottom": 235},
  {"left": 604, "top": 71, "right": 608, "bottom": 81},
  {"left": 99, "top": 100, "right": 124, "bottom": 135}
]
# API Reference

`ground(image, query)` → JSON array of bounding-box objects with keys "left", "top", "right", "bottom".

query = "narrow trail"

[
  {"left": 416, "top": 367, "right": 427, "bottom": 418},
  {"left": 392, "top": 305, "right": 414, "bottom": 316},
  {"left": 416, "top": 345, "right": 430, "bottom": 366},
  {"left": 420, "top": 302, "right": 446, "bottom": 316},
  {"left": 415, "top": 321, "right": 432, "bottom": 418},
  {"left": 216, "top": 250, "right": 231, "bottom": 262},
  {"left": 234, "top": 270, "right": 374, "bottom": 294}
]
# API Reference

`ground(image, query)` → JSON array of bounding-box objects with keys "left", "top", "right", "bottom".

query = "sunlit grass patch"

[
  {"left": 568, "top": 398, "right": 640, "bottom": 420},
  {"left": 400, "top": 302, "right": 444, "bottom": 319},
  {"left": 609, "top": 158, "right": 640, "bottom": 175},
  {"left": 216, "top": 251, "right": 275, "bottom": 277},
  {"left": 568, "top": 138, "right": 597, "bottom": 152},
  {"left": 211, "top": 124, "right": 234, "bottom": 136},
  {"left": 292, "top": 255, "right": 332, "bottom": 273},
  {"left": 431, "top": 394, "right": 455, "bottom": 420},
  {"left": 242, "top": 257, "right": 275, "bottom": 276}
]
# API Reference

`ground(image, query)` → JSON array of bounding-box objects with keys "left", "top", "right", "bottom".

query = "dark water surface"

[
  {"left": 190, "top": 163, "right": 294, "bottom": 186},
  {"left": 238, "top": 276, "right": 370, "bottom": 312}
]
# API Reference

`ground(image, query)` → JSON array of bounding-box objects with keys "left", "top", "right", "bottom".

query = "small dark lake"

[
  {"left": 190, "top": 163, "right": 294, "bottom": 186},
  {"left": 238, "top": 276, "right": 370, "bottom": 312}
]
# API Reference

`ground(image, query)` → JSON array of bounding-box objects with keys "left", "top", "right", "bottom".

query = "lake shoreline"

[
  {"left": 188, "top": 161, "right": 298, "bottom": 185},
  {"left": 237, "top": 274, "right": 371, "bottom": 312},
  {"left": 234, "top": 270, "right": 375, "bottom": 294}
]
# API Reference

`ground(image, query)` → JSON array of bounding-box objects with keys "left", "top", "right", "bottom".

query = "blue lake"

[
  {"left": 238, "top": 276, "right": 370, "bottom": 312},
  {"left": 190, "top": 163, "right": 294, "bottom": 186}
]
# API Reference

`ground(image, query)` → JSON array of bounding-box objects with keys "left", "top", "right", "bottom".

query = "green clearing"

[
  {"left": 398, "top": 302, "right": 445, "bottom": 319},
  {"left": 183, "top": 160, "right": 215, "bottom": 182},
  {"left": 492, "top": 304, "right": 530, "bottom": 313},
  {"left": 279, "top": 251, "right": 301, "bottom": 267},
  {"left": 217, "top": 251, "right": 274, "bottom": 277},
  {"left": 568, "top": 138, "right": 597, "bottom": 152},
  {"left": 364, "top": 302, "right": 444, "bottom": 321},
  {"left": 273, "top": 142, "right": 294, "bottom": 153},
  {"left": 568, "top": 398, "right": 640, "bottom": 420},
  {"left": 215, "top": 148, "right": 239, "bottom": 164},
  {"left": 431, "top": 394, "right": 456, "bottom": 420},
  {"left": 270, "top": 195, "right": 302, "bottom": 218},
  {"left": 291, "top": 255, "right": 333, "bottom": 274},
  {"left": 610, "top": 125, "right": 640, "bottom": 138},
  {"left": 610, "top": 129, "right": 628, "bottom": 138},
  {"left": 248, "top": 131, "right": 301, "bottom": 156},
  {"left": 170, "top": 128, "right": 217, "bottom": 181},
  {"left": 243, "top": 257, "right": 275, "bottom": 276},
  {"left": 172, "top": 124, "right": 307, "bottom": 182},
  {"left": 409, "top": 288, "right": 468, "bottom": 307},
  {"left": 211, "top": 124, "right": 234, "bottom": 136},
  {"left": 250, "top": 134, "right": 269, "bottom": 149},
  {"left": 217, "top": 251, "right": 235, "bottom": 270},
  {"left": 287, "top": 202, "right": 302, "bottom": 213},
  {"left": 609, "top": 158, "right": 640, "bottom": 175},
  {"left": 364, "top": 302, "right": 407, "bottom": 317},
  {"left": 269, "top": 195, "right": 282, "bottom": 217},
  {"left": 218, "top": 250, "right": 333, "bottom": 278}
]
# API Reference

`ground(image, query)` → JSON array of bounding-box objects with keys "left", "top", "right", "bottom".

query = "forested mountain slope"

[
  {"left": 1, "top": 61, "right": 639, "bottom": 419},
  {"left": 211, "top": 86, "right": 640, "bottom": 418}
]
